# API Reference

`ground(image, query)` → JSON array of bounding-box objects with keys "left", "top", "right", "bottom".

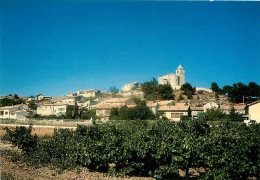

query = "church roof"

[{"left": 177, "top": 64, "right": 184, "bottom": 70}]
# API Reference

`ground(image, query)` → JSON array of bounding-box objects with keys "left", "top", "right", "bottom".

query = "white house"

[
  {"left": 37, "top": 94, "right": 52, "bottom": 101},
  {"left": 77, "top": 89, "right": 100, "bottom": 98},
  {"left": 37, "top": 103, "right": 74, "bottom": 116},
  {"left": 0, "top": 105, "right": 28, "bottom": 120},
  {"left": 245, "top": 100, "right": 260, "bottom": 123}
]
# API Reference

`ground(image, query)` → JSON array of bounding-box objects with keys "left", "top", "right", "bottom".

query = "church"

[{"left": 158, "top": 64, "right": 185, "bottom": 90}]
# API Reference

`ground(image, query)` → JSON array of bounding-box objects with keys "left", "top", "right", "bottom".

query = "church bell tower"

[{"left": 176, "top": 64, "right": 185, "bottom": 86}]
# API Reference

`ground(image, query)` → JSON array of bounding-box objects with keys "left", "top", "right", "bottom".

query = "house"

[
  {"left": 96, "top": 98, "right": 136, "bottom": 119},
  {"left": 83, "top": 97, "right": 103, "bottom": 110},
  {"left": 220, "top": 104, "right": 246, "bottom": 115},
  {"left": 98, "top": 98, "right": 136, "bottom": 106},
  {"left": 190, "top": 106, "right": 204, "bottom": 118},
  {"left": 37, "top": 94, "right": 52, "bottom": 101},
  {"left": 158, "top": 103, "right": 190, "bottom": 121},
  {"left": 157, "top": 100, "right": 175, "bottom": 106},
  {"left": 37, "top": 103, "right": 74, "bottom": 116},
  {"left": 245, "top": 100, "right": 260, "bottom": 123},
  {"left": 61, "top": 96, "right": 85, "bottom": 104},
  {"left": 203, "top": 102, "right": 219, "bottom": 112},
  {"left": 0, "top": 105, "right": 28, "bottom": 120},
  {"left": 77, "top": 89, "right": 100, "bottom": 98}
]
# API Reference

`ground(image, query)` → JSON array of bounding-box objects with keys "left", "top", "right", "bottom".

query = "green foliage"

[
  {"left": 28, "top": 101, "right": 37, "bottom": 110},
  {"left": 0, "top": 96, "right": 25, "bottom": 107},
  {"left": 211, "top": 82, "right": 223, "bottom": 94},
  {"left": 141, "top": 79, "right": 158, "bottom": 100},
  {"left": 186, "top": 91, "right": 193, "bottom": 99},
  {"left": 157, "top": 84, "right": 174, "bottom": 100},
  {"left": 4, "top": 120, "right": 260, "bottom": 179},
  {"left": 109, "top": 86, "right": 119, "bottom": 94},
  {"left": 180, "top": 82, "right": 196, "bottom": 95},
  {"left": 177, "top": 94, "right": 184, "bottom": 102},
  {"left": 81, "top": 109, "right": 97, "bottom": 120},
  {"left": 110, "top": 104, "right": 155, "bottom": 120},
  {"left": 4, "top": 124, "right": 38, "bottom": 154},
  {"left": 205, "top": 108, "right": 226, "bottom": 121},
  {"left": 222, "top": 82, "right": 260, "bottom": 103}
]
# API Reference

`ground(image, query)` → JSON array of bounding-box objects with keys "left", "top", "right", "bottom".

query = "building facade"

[
  {"left": 37, "top": 103, "right": 74, "bottom": 116},
  {"left": 0, "top": 105, "right": 28, "bottom": 120},
  {"left": 77, "top": 89, "right": 100, "bottom": 98},
  {"left": 158, "top": 64, "right": 185, "bottom": 90},
  {"left": 245, "top": 100, "right": 260, "bottom": 123},
  {"left": 158, "top": 103, "right": 190, "bottom": 121}
]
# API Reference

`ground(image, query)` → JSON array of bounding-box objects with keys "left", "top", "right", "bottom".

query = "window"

[
  {"left": 171, "top": 113, "right": 184, "bottom": 118},
  {"left": 5, "top": 111, "right": 8, "bottom": 115},
  {"left": 0, "top": 111, "right": 4, "bottom": 115}
]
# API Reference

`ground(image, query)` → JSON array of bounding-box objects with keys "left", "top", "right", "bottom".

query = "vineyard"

[{"left": 3, "top": 119, "right": 260, "bottom": 179}]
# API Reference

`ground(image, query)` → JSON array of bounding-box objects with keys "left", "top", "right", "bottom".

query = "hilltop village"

[{"left": 0, "top": 65, "right": 259, "bottom": 123}]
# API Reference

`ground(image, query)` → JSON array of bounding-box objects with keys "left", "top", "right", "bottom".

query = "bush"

[{"left": 4, "top": 120, "right": 260, "bottom": 179}]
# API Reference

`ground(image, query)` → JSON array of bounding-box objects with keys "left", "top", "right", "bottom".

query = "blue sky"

[{"left": 1, "top": 1, "right": 259, "bottom": 97}]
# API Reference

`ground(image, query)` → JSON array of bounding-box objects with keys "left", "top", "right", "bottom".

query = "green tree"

[
  {"left": 110, "top": 107, "right": 119, "bottom": 120},
  {"left": 177, "top": 94, "right": 184, "bottom": 102},
  {"left": 180, "top": 83, "right": 196, "bottom": 95},
  {"left": 81, "top": 109, "right": 97, "bottom": 120},
  {"left": 119, "top": 105, "right": 129, "bottom": 120},
  {"left": 210, "top": 82, "right": 223, "bottom": 94},
  {"left": 109, "top": 86, "right": 119, "bottom": 95},
  {"left": 205, "top": 108, "right": 226, "bottom": 121},
  {"left": 14, "top": 94, "right": 19, "bottom": 99},
  {"left": 157, "top": 84, "right": 174, "bottom": 100},
  {"left": 226, "top": 106, "right": 244, "bottom": 122},
  {"left": 141, "top": 79, "right": 158, "bottom": 100},
  {"left": 186, "top": 91, "right": 193, "bottom": 99},
  {"left": 28, "top": 101, "right": 37, "bottom": 110},
  {"left": 248, "top": 82, "right": 260, "bottom": 97}
]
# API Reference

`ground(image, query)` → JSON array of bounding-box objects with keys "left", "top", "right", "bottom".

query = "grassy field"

[{"left": 0, "top": 125, "right": 63, "bottom": 139}]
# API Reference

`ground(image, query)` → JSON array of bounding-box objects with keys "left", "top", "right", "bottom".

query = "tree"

[
  {"left": 180, "top": 83, "right": 196, "bottom": 95},
  {"left": 14, "top": 94, "right": 19, "bottom": 99},
  {"left": 177, "top": 94, "right": 184, "bottom": 102},
  {"left": 227, "top": 106, "right": 244, "bottom": 122},
  {"left": 119, "top": 105, "right": 129, "bottom": 120},
  {"left": 110, "top": 107, "right": 119, "bottom": 120},
  {"left": 210, "top": 82, "right": 223, "bottom": 94},
  {"left": 109, "top": 86, "right": 119, "bottom": 94},
  {"left": 248, "top": 82, "right": 260, "bottom": 97},
  {"left": 81, "top": 109, "right": 97, "bottom": 120},
  {"left": 28, "top": 101, "right": 37, "bottom": 110},
  {"left": 187, "top": 91, "right": 193, "bottom": 99},
  {"left": 157, "top": 84, "right": 174, "bottom": 100},
  {"left": 205, "top": 108, "right": 226, "bottom": 121},
  {"left": 141, "top": 79, "right": 158, "bottom": 100}
]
